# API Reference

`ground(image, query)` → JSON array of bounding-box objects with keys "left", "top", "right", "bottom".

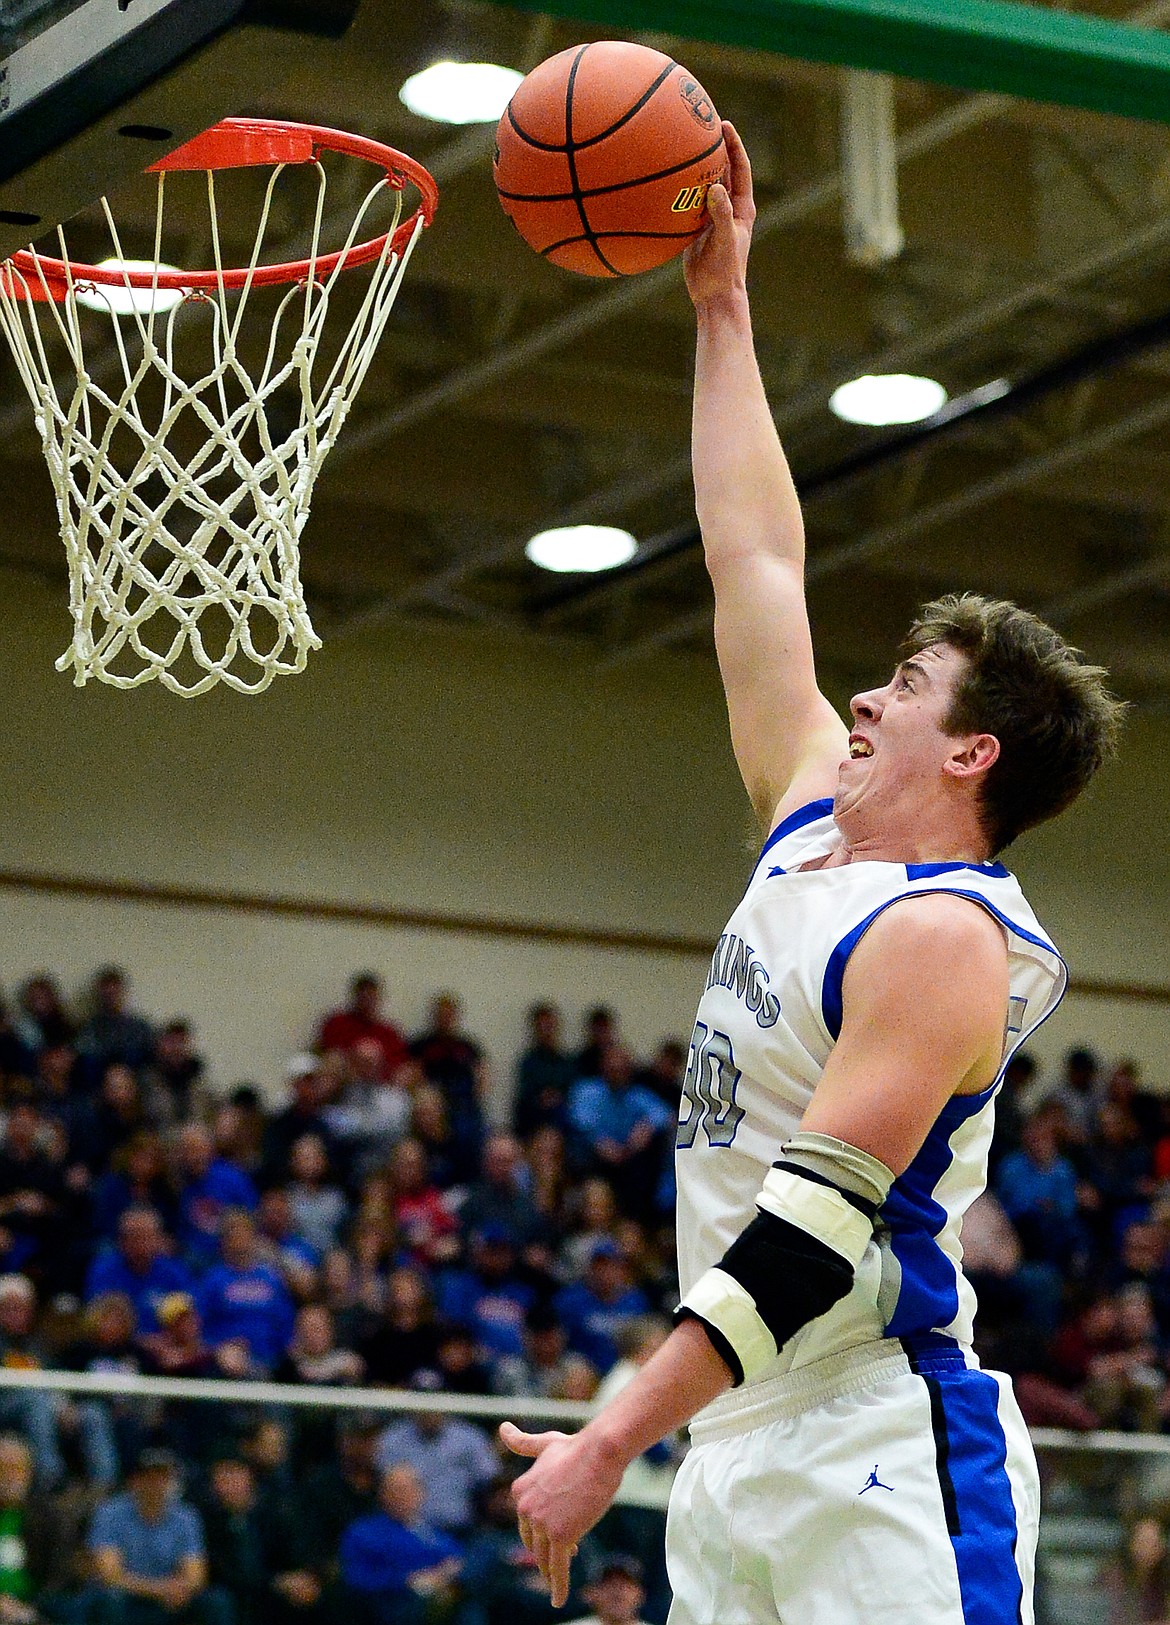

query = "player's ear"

[{"left": 943, "top": 732, "right": 1000, "bottom": 781}]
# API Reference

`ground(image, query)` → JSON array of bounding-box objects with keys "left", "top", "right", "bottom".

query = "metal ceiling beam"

[
  {"left": 604, "top": 385, "right": 1170, "bottom": 665},
  {"left": 488, "top": 0, "right": 1170, "bottom": 124}
]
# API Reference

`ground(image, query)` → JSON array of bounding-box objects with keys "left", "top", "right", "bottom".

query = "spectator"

[
  {"left": 359, "top": 1270, "right": 442, "bottom": 1390},
  {"left": 374, "top": 1383, "right": 497, "bottom": 1536},
  {"left": 142, "top": 1024, "right": 204, "bottom": 1127},
  {"left": 408, "top": 1089, "right": 458, "bottom": 1193},
  {"left": 262, "top": 1063, "right": 345, "bottom": 1192},
  {"left": 995, "top": 1104, "right": 1088, "bottom": 1271},
  {"left": 524, "top": 1130, "right": 567, "bottom": 1231},
  {"left": 1083, "top": 1102, "right": 1154, "bottom": 1244},
  {"left": 433, "top": 1328, "right": 492, "bottom": 1398},
  {"left": 174, "top": 1126, "right": 257, "bottom": 1271},
  {"left": 200, "top": 1456, "right": 318, "bottom": 1625},
  {"left": 571, "top": 1557, "right": 650, "bottom": 1625},
  {"left": 0, "top": 1278, "right": 63, "bottom": 1489},
  {"left": 197, "top": 1211, "right": 295, "bottom": 1378},
  {"left": 275, "top": 1305, "right": 363, "bottom": 1387},
  {"left": 988, "top": 1051, "right": 1037, "bottom": 1178},
  {"left": 86, "top": 1448, "right": 229, "bottom": 1625},
  {"left": 138, "top": 1294, "right": 214, "bottom": 1379},
  {"left": 59, "top": 1292, "right": 144, "bottom": 1487},
  {"left": 436, "top": 1231, "right": 534, "bottom": 1363},
  {"left": 632, "top": 1041, "right": 686, "bottom": 1111},
  {"left": 0, "top": 1433, "right": 78, "bottom": 1619},
  {"left": 1046, "top": 1046, "right": 1102, "bottom": 1143},
  {"left": 410, "top": 997, "right": 486, "bottom": 1183},
  {"left": 1106, "top": 1059, "right": 1162, "bottom": 1145},
  {"left": 16, "top": 977, "right": 74, "bottom": 1054},
  {"left": 91, "top": 1135, "right": 177, "bottom": 1242},
  {"left": 77, "top": 970, "right": 155, "bottom": 1084},
  {"left": 381, "top": 1142, "right": 459, "bottom": 1270},
  {"left": 573, "top": 1009, "right": 615, "bottom": 1082},
  {"left": 566, "top": 1047, "right": 672, "bottom": 1220},
  {"left": 557, "top": 1182, "right": 620, "bottom": 1284},
  {"left": 0, "top": 1003, "right": 33, "bottom": 1084},
  {"left": 318, "top": 977, "right": 410, "bottom": 1082},
  {"left": 492, "top": 1306, "right": 592, "bottom": 1400},
  {"left": 511, "top": 1007, "right": 573, "bottom": 1141},
  {"left": 0, "top": 1103, "right": 65, "bottom": 1271},
  {"left": 254, "top": 1191, "right": 319, "bottom": 1303},
  {"left": 298, "top": 1416, "right": 381, "bottom": 1580},
  {"left": 324, "top": 1044, "right": 412, "bottom": 1182},
  {"left": 86, "top": 1068, "right": 150, "bottom": 1172},
  {"left": 461, "top": 1476, "right": 555, "bottom": 1625},
  {"left": 339, "top": 1464, "right": 462, "bottom": 1625},
  {"left": 554, "top": 1240, "right": 650, "bottom": 1375},
  {"left": 459, "top": 1137, "right": 547, "bottom": 1262},
  {"left": 86, "top": 1209, "right": 194, "bottom": 1336},
  {"left": 213, "top": 1093, "right": 266, "bottom": 1182},
  {"left": 284, "top": 1136, "right": 348, "bottom": 1257}
]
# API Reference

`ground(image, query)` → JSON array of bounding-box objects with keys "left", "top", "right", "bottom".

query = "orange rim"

[{"left": 4, "top": 117, "right": 438, "bottom": 303}]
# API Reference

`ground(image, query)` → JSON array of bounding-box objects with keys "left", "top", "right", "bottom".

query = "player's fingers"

[
  {"left": 501, "top": 1421, "right": 549, "bottom": 1457},
  {"left": 531, "top": 1524, "right": 552, "bottom": 1586},
  {"left": 548, "top": 1540, "right": 575, "bottom": 1609},
  {"left": 517, "top": 1513, "right": 534, "bottom": 1552},
  {"left": 722, "top": 121, "right": 756, "bottom": 218}
]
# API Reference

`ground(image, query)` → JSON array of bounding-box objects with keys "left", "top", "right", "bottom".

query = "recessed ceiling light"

[
  {"left": 526, "top": 525, "right": 638, "bottom": 574},
  {"left": 829, "top": 373, "right": 948, "bottom": 427},
  {"left": 400, "top": 61, "right": 523, "bottom": 125},
  {"left": 74, "top": 259, "right": 186, "bottom": 316}
]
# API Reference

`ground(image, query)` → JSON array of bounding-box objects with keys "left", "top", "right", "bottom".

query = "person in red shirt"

[{"left": 318, "top": 975, "right": 409, "bottom": 1081}]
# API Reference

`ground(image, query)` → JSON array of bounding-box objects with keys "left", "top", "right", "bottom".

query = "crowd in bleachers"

[{"left": 0, "top": 963, "right": 1162, "bottom": 1625}]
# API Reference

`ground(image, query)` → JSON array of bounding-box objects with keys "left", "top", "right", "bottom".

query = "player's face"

[{"left": 837, "top": 643, "right": 974, "bottom": 821}]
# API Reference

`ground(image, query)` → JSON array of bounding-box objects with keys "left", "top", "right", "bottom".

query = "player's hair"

[{"left": 904, "top": 593, "right": 1126, "bottom": 853}]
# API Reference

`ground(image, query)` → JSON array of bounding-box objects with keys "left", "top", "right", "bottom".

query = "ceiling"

[{"left": 5, "top": 0, "right": 1170, "bottom": 706}]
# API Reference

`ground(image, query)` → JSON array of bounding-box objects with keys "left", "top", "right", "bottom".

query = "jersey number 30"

[{"left": 676, "top": 1022, "right": 744, "bottom": 1149}]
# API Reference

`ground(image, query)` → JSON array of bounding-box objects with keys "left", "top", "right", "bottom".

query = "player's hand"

[
  {"left": 500, "top": 1421, "right": 628, "bottom": 1608},
  {"left": 683, "top": 121, "right": 755, "bottom": 309}
]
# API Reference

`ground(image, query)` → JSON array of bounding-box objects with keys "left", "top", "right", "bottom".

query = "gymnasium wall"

[{"left": 0, "top": 568, "right": 1165, "bottom": 1109}]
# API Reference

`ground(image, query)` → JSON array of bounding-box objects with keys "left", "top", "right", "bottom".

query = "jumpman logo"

[{"left": 858, "top": 1465, "right": 894, "bottom": 1496}]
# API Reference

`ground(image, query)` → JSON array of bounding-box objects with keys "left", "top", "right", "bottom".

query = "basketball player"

[{"left": 502, "top": 124, "right": 1124, "bottom": 1623}]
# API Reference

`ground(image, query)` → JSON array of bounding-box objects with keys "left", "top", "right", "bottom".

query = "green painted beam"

[{"left": 489, "top": 0, "right": 1170, "bottom": 124}]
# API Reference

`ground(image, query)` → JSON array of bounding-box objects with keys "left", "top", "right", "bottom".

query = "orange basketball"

[{"left": 493, "top": 41, "right": 727, "bottom": 278}]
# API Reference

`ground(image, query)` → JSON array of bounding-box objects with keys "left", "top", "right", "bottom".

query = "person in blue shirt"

[
  {"left": 86, "top": 1448, "right": 232, "bottom": 1625},
  {"left": 995, "top": 1102, "right": 1088, "bottom": 1271},
  {"left": 566, "top": 1047, "right": 672, "bottom": 1222},
  {"left": 85, "top": 1208, "right": 194, "bottom": 1336},
  {"left": 553, "top": 1241, "right": 650, "bottom": 1375},
  {"left": 196, "top": 1211, "right": 295, "bottom": 1378},
  {"left": 175, "top": 1125, "right": 257, "bottom": 1271},
  {"left": 435, "top": 1228, "right": 535, "bottom": 1363},
  {"left": 339, "top": 1462, "right": 462, "bottom": 1625}
]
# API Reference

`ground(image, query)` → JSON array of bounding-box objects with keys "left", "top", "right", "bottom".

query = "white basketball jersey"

[{"left": 674, "top": 797, "right": 1066, "bottom": 1381}]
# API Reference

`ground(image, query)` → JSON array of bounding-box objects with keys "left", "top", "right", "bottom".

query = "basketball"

[{"left": 493, "top": 41, "right": 727, "bottom": 278}]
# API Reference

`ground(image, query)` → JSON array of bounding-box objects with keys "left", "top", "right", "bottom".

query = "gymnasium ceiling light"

[
  {"left": 526, "top": 525, "right": 638, "bottom": 573},
  {"left": 74, "top": 259, "right": 186, "bottom": 315},
  {"left": 830, "top": 373, "right": 948, "bottom": 426},
  {"left": 399, "top": 62, "right": 523, "bottom": 124}
]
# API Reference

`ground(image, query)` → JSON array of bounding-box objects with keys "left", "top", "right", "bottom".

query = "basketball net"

[{"left": 0, "top": 127, "right": 433, "bottom": 695}]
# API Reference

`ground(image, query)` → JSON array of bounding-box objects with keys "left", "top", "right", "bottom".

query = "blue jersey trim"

[
  {"left": 884, "top": 1090, "right": 990, "bottom": 1339},
  {"left": 758, "top": 798, "right": 834, "bottom": 864},
  {"left": 905, "top": 860, "right": 1010, "bottom": 880},
  {"left": 820, "top": 885, "right": 1066, "bottom": 1042},
  {"left": 918, "top": 1366, "right": 1026, "bottom": 1625}
]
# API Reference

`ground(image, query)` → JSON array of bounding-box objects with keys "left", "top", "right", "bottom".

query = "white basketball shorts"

[{"left": 665, "top": 1334, "right": 1039, "bottom": 1625}]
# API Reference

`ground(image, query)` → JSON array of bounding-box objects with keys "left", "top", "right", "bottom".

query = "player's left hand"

[{"left": 500, "top": 1421, "right": 628, "bottom": 1608}]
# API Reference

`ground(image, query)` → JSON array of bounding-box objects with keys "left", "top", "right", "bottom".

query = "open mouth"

[{"left": 848, "top": 738, "right": 874, "bottom": 759}]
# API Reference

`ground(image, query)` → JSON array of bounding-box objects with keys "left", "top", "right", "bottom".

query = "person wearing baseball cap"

[{"left": 574, "top": 1556, "right": 649, "bottom": 1625}]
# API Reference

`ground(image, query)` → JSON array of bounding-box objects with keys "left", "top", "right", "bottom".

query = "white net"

[{"left": 0, "top": 149, "right": 428, "bottom": 695}]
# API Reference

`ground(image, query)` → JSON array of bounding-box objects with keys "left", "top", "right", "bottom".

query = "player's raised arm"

[{"left": 685, "top": 124, "right": 848, "bottom": 830}]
